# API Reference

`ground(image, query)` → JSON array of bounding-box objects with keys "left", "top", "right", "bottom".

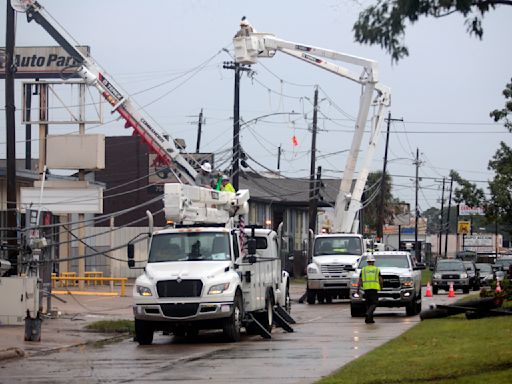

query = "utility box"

[
  {"left": 46, "top": 134, "right": 105, "bottom": 170},
  {"left": 0, "top": 277, "right": 39, "bottom": 325}
]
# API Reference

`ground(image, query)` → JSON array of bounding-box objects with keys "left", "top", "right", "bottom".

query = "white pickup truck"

[
  {"left": 349, "top": 251, "right": 425, "bottom": 317},
  {"left": 306, "top": 234, "right": 365, "bottom": 304},
  {"left": 131, "top": 226, "right": 291, "bottom": 344}
]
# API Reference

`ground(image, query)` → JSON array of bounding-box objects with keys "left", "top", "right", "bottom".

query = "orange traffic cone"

[
  {"left": 425, "top": 282, "right": 433, "bottom": 297},
  {"left": 448, "top": 282, "right": 456, "bottom": 298},
  {"left": 496, "top": 281, "right": 502, "bottom": 294}
]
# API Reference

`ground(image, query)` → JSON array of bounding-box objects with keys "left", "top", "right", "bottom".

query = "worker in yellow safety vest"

[
  {"left": 357, "top": 254, "right": 383, "bottom": 324},
  {"left": 220, "top": 175, "right": 236, "bottom": 192}
]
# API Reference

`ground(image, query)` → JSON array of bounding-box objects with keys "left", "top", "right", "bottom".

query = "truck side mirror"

[
  {"left": 414, "top": 263, "right": 426, "bottom": 270},
  {"left": 127, "top": 243, "right": 135, "bottom": 268},
  {"left": 247, "top": 238, "right": 257, "bottom": 256}
]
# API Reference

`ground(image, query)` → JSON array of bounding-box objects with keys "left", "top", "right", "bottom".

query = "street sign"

[{"left": 458, "top": 220, "right": 471, "bottom": 234}]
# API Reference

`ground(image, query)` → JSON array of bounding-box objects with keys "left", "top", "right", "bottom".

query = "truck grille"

[
  {"left": 160, "top": 303, "right": 199, "bottom": 318},
  {"left": 441, "top": 274, "right": 460, "bottom": 280},
  {"left": 382, "top": 275, "right": 400, "bottom": 289},
  {"left": 320, "top": 264, "right": 351, "bottom": 278},
  {"left": 156, "top": 280, "right": 203, "bottom": 298}
]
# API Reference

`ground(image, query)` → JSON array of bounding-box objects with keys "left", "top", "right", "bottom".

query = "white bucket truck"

[{"left": 130, "top": 184, "right": 293, "bottom": 344}]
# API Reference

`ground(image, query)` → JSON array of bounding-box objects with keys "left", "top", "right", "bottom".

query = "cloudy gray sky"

[{"left": 1, "top": 0, "right": 511, "bottom": 214}]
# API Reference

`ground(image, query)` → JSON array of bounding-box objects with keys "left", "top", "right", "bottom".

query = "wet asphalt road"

[{"left": 0, "top": 290, "right": 460, "bottom": 384}]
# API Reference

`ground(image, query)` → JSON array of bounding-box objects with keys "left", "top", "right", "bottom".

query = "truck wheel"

[
  {"left": 223, "top": 292, "right": 243, "bottom": 342},
  {"left": 262, "top": 294, "right": 274, "bottom": 334},
  {"left": 463, "top": 286, "right": 470, "bottom": 294},
  {"left": 350, "top": 303, "right": 365, "bottom": 317},
  {"left": 317, "top": 292, "right": 326, "bottom": 304},
  {"left": 325, "top": 294, "right": 333, "bottom": 304},
  {"left": 135, "top": 319, "right": 154, "bottom": 345},
  {"left": 432, "top": 286, "right": 438, "bottom": 295},
  {"left": 406, "top": 295, "right": 420, "bottom": 316},
  {"left": 415, "top": 298, "right": 422, "bottom": 315},
  {"left": 306, "top": 289, "right": 316, "bottom": 305}
]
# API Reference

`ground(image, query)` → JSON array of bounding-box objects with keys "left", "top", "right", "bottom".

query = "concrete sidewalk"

[{"left": 0, "top": 286, "right": 134, "bottom": 361}]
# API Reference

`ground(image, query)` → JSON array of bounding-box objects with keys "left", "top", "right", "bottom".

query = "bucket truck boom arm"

[
  {"left": 234, "top": 25, "right": 390, "bottom": 233},
  {"left": 12, "top": 0, "right": 198, "bottom": 184}
]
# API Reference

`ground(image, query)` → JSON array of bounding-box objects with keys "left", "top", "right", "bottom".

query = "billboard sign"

[
  {"left": 0, "top": 46, "right": 90, "bottom": 79},
  {"left": 459, "top": 204, "right": 484, "bottom": 216}
]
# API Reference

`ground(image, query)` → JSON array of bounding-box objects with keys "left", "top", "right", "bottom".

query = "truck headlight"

[
  {"left": 350, "top": 277, "right": 360, "bottom": 289},
  {"left": 460, "top": 273, "right": 468, "bottom": 279},
  {"left": 433, "top": 273, "right": 441, "bottom": 279},
  {"left": 208, "top": 282, "right": 230, "bottom": 295},
  {"left": 400, "top": 277, "right": 414, "bottom": 287},
  {"left": 136, "top": 285, "right": 152, "bottom": 297},
  {"left": 307, "top": 265, "right": 319, "bottom": 275}
]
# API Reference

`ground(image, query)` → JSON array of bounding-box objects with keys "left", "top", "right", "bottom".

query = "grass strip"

[
  {"left": 317, "top": 315, "right": 512, "bottom": 384},
  {"left": 85, "top": 319, "right": 134, "bottom": 334}
]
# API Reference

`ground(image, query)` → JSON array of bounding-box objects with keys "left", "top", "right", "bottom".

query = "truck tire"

[
  {"left": 350, "top": 303, "right": 365, "bottom": 317},
  {"left": 317, "top": 292, "right": 326, "bottom": 304},
  {"left": 432, "top": 286, "right": 438, "bottom": 295},
  {"left": 223, "top": 292, "right": 243, "bottom": 342},
  {"left": 463, "top": 286, "right": 470, "bottom": 294},
  {"left": 135, "top": 319, "right": 154, "bottom": 345},
  {"left": 406, "top": 294, "right": 420, "bottom": 316},
  {"left": 306, "top": 289, "right": 316, "bottom": 305}
]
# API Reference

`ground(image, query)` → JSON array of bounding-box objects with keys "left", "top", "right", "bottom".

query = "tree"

[
  {"left": 362, "top": 171, "right": 402, "bottom": 234},
  {"left": 490, "top": 78, "right": 512, "bottom": 132},
  {"left": 353, "top": 0, "right": 511, "bottom": 63},
  {"left": 449, "top": 170, "right": 485, "bottom": 207},
  {"left": 487, "top": 142, "right": 512, "bottom": 228}
]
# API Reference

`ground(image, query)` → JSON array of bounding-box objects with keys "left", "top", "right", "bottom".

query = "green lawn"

[
  {"left": 86, "top": 319, "right": 134, "bottom": 334},
  {"left": 421, "top": 268, "right": 432, "bottom": 286},
  {"left": 317, "top": 315, "right": 512, "bottom": 384}
]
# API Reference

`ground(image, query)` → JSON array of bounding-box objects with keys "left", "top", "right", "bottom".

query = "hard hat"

[
  {"left": 201, "top": 162, "right": 212, "bottom": 173},
  {"left": 240, "top": 16, "right": 249, "bottom": 27},
  {"left": 221, "top": 174, "right": 230, "bottom": 181},
  {"left": 367, "top": 254, "right": 376, "bottom": 262}
]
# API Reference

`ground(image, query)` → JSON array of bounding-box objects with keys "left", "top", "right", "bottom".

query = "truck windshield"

[
  {"left": 359, "top": 254, "right": 410, "bottom": 269},
  {"left": 149, "top": 232, "right": 230, "bottom": 262},
  {"left": 436, "top": 261, "right": 465, "bottom": 272},
  {"left": 314, "top": 237, "right": 362, "bottom": 256}
]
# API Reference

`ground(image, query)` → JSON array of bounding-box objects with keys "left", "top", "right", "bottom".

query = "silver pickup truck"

[{"left": 349, "top": 251, "right": 425, "bottom": 317}]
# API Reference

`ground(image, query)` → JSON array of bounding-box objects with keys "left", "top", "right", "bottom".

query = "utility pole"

[
  {"left": 25, "top": 84, "right": 32, "bottom": 170},
  {"left": 377, "top": 112, "right": 402, "bottom": 240},
  {"left": 414, "top": 148, "right": 421, "bottom": 261},
  {"left": 444, "top": 177, "right": 453, "bottom": 257},
  {"left": 438, "top": 177, "right": 446, "bottom": 257},
  {"left": 308, "top": 86, "right": 319, "bottom": 234},
  {"left": 223, "top": 61, "right": 251, "bottom": 190},
  {"left": 5, "top": 0, "right": 18, "bottom": 275},
  {"left": 195, "top": 108, "right": 204, "bottom": 153},
  {"left": 277, "top": 145, "right": 281, "bottom": 171}
]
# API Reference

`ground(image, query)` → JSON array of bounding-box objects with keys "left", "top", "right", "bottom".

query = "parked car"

[
  {"left": 475, "top": 263, "right": 494, "bottom": 286},
  {"left": 494, "top": 257, "right": 512, "bottom": 272},
  {"left": 431, "top": 259, "right": 470, "bottom": 294},
  {"left": 462, "top": 261, "right": 480, "bottom": 291}
]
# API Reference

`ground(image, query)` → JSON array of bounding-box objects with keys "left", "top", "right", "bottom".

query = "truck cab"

[{"left": 306, "top": 234, "right": 365, "bottom": 304}]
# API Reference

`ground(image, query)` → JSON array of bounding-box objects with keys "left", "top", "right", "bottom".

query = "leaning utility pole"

[
  {"left": 5, "top": 0, "right": 18, "bottom": 275},
  {"left": 308, "top": 86, "right": 319, "bottom": 234},
  {"left": 195, "top": 108, "right": 204, "bottom": 153},
  {"left": 444, "top": 177, "right": 453, "bottom": 258},
  {"left": 223, "top": 61, "right": 251, "bottom": 190},
  {"left": 438, "top": 177, "right": 446, "bottom": 256},
  {"left": 414, "top": 148, "right": 421, "bottom": 261},
  {"left": 377, "top": 112, "right": 402, "bottom": 240}
]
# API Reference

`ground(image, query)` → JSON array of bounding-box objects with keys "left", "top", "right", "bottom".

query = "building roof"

[{"left": 239, "top": 171, "right": 341, "bottom": 206}]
